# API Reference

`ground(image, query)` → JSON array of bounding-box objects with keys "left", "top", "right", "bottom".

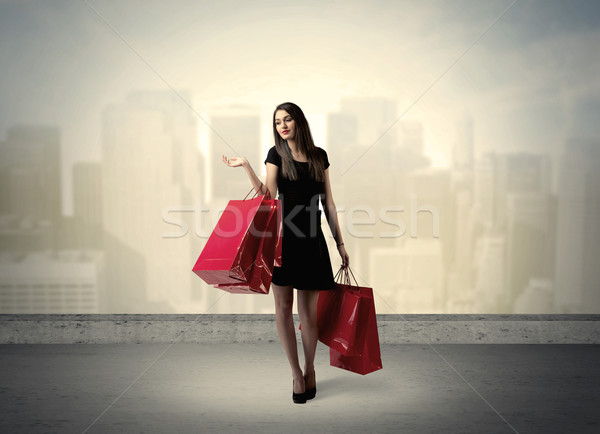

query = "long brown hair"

[{"left": 272, "top": 102, "right": 325, "bottom": 182}]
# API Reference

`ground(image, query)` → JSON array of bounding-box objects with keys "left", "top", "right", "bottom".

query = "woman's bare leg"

[
  {"left": 272, "top": 283, "right": 304, "bottom": 393},
  {"left": 297, "top": 289, "right": 320, "bottom": 390}
]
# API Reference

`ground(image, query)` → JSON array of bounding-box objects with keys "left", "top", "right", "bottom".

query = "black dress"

[{"left": 265, "top": 146, "right": 336, "bottom": 290}]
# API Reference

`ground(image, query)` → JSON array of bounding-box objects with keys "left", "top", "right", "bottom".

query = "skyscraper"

[
  {"left": 473, "top": 153, "right": 495, "bottom": 228},
  {"left": 506, "top": 192, "right": 553, "bottom": 306},
  {"left": 70, "top": 162, "right": 104, "bottom": 249},
  {"left": 101, "top": 90, "right": 201, "bottom": 313},
  {"left": 473, "top": 233, "right": 506, "bottom": 313},
  {"left": 74, "top": 162, "right": 103, "bottom": 228},
  {"left": 0, "top": 125, "right": 62, "bottom": 223},
  {"left": 554, "top": 138, "right": 600, "bottom": 313},
  {"left": 494, "top": 153, "right": 551, "bottom": 229}
]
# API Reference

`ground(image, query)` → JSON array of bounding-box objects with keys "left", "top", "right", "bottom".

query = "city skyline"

[
  {"left": 1, "top": 1, "right": 599, "bottom": 314},
  {"left": 2, "top": 91, "right": 600, "bottom": 314}
]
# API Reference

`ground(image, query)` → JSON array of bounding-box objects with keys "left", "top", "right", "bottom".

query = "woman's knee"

[
  {"left": 273, "top": 285, "right": 294, "bottom": 314},
  {"left": 297, "top": 291, "right": 318, "bottom": 320},
  {"left": 297, "top": 305, "right": 318, "bottom": 326},
  {"left": 299, "top": 310, "right": 317, "bottom": 327},
  {"left": 275, "top": 298, "right": 293, "bottom": 314}
]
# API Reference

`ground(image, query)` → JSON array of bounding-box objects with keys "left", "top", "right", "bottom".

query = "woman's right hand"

[
  {"left": 222, "top": 155, "right": 248, "bottom": 168},
  {"left": 338, "top": 244, "right": 350, "bottom": 268}
]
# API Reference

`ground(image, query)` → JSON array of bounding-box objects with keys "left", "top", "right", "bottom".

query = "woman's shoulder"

[
  {"left": 315, "top": 146, "right": 330, "bottom": 169},
  {"left": 265, "top": 146, "right": 281, "bottom": 166}
]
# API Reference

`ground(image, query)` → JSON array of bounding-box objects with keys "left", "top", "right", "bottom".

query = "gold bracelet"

[{"left": 337, "top": 242, "right": 344, "bottom": 247}]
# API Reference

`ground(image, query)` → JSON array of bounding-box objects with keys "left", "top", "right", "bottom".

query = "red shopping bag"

[
  {"left": 215, "top": 198, "right": 281, "bottom": 294},
  {"left": 192, "top": 191, "right": 272, "bottom": 285},
  {"left": 329, "top": 269, "right": 382, "bottom": 375},
  {"left": 316, "top": 267, "right": 371, "bottom": 356}
]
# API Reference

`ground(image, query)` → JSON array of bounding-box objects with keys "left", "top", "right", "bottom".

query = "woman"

[{"left": 223, "top": 101, "right": 349, "bottom": 404}]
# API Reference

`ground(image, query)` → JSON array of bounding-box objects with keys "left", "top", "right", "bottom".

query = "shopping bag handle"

[
  {"left": 334, "top": 265, "right": 359, "bottom": 287},
  {"left": 243, "top": 182, "right": 271, "bottom": 200}
]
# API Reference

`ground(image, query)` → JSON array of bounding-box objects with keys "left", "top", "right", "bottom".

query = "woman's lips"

[{"left": 282, "top": 130, "right": 289, "bottom": 134}]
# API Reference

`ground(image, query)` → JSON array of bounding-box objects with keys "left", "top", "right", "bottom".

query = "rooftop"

[{"left": 1, "top": 341, "right": 598, "bottom": 433}]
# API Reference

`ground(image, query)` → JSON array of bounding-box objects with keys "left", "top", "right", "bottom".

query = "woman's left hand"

[{"left": 338, "top": 244, "right": 349, "bottom": 268}]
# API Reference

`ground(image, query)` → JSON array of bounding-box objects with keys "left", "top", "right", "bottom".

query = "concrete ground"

[{"left": 0, "top": 343, "right": 599, "bottom": 434}]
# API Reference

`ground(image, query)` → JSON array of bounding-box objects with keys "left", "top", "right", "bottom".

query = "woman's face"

[{"left": 274, "top": 110, "right": 296, "bottom": 140}]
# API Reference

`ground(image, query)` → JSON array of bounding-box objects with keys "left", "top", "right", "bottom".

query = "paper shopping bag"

[
  {"left": 192, "top": 194, "right": 271, "bottom": 285},
  {"left": 316, "top": 268, "right": 371, "bottom": 356},
  {"left": 329, "top": 269, "right": 382, "bottom": 375},
  {"left": 215, "top": 199, "right": 281, "bottom": 294}
]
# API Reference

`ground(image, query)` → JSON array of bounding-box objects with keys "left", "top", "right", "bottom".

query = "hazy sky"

[{"left": 1, "top": 0, "right": 599, "bottom": 214}]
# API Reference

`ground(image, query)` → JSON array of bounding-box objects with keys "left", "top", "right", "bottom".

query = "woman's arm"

[
  {"left": 322, "top": 168, "right": 349, "bottom": 267},
  {"left": 222, "top": 155, "right": 278, "bottom": 199},
  {"left": 264, "top": 163, "right": 278, "bottom": 199}
]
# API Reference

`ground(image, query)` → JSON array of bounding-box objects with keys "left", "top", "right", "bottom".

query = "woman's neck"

[
  {"left": 288, "top": 140, "right": 305, "bottom": 159},
  {"left": 286, "top": 141, "right": 307, "bottom": 162}
]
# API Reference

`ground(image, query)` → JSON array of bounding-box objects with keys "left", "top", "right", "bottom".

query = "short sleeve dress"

[{"left": 265, "top": 146, "right": 336, "bottom": 290}]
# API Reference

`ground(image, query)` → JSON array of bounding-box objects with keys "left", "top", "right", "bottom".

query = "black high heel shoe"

[
  {"left": 304, "top": 370, "right": 316, "bottom": 400},
  {"left": 292, "top": 380, "right": 307, "bottom": 404}
]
